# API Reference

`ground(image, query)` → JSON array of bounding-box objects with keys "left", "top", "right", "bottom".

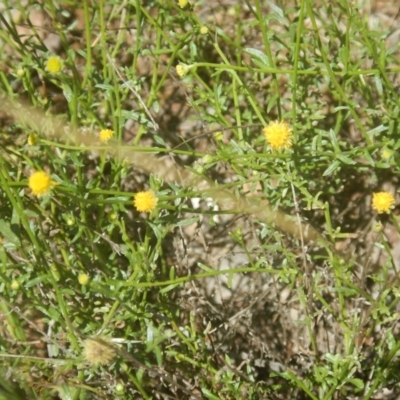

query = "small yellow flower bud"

[
  {"left": 66, "top": 218, "right": 74, "bottom": 226},
  {"left": 381, "top": 148, "right": 393, "bottom": 160},
  {"left": 115, "top": 383, "right": 125, "bottom": 394},
  {"left": 108, "top": 211, "right": 118, "bottom": 221},
  {"left": 178, "top": 0, "right": 188, "bottom": 8},
  {"left": 214, "top": 131, "right": 223, "bottom": 141},
  {"left": 372, "top": 221, "right": 383, "bottom": 232},
  {"left": 176, "top": 63, "right": 190, "bottom": 77},
  {"left": 28, "top": 133, "right": 38, "bottom": 146},
  {"left": 202, "top": 154, "right": 213, "bottom": 164},
  {"left": 78, "top": 274, "right": 90, "bottom": 285},
  {"left": 194, "top": 163, "right": 204, "bottom": 174},
  {"left": 200, "top": 26, "right": 209, "bottom": 35},
  {"left": 16, "top": 67, "right": 25, "bottom": 77}
]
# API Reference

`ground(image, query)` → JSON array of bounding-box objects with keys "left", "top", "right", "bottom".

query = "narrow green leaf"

[
  {"left": 174, "top": 217, "right": 199, "bottom": 227},
  {"left": 367, "top": 124, "right": 387, "bottom": 138},
  {"left": 159, "top": 283, "right": 180, "bottom": 294},
  {"left": 0, "top": 219, "right": 21, "bottom": 247},
  {"left": 337, "top": 154, "right": 355, "bottom": 165},
  {"left": 201, "top": 388, "right": 221, "bottom": 400},
  {"left": 348, "top": 378, "right": 364, "bottom": 389},
  {"left": 323, "top": 160, "right": 340, "bottom": 176},
  {"left": 244, "top": 47, "right": 269, "bottom": 66},
  {"left": 197, "top": 263, "right": 214, "bottom": 272},
  {"left": 25, "top": 275, "right": 50, "bottom": 288}
]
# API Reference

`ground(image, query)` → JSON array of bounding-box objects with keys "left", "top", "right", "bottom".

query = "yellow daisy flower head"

[
  {"left": 28, "top": 171, "right": 58, "bottom": 197},
  {"left": 134, "top": 190, "right": 158, "bottom": 213},
  {"left": 263, "top": 120, "right": 292, "bottom": 150},
  {"left": 83, "top": 337, "right": 116, "bottom": 367},
  {"left": 45, "top": 56, "right": 63, "bottom": 74},
  {"left": 178, "top": 0, "right": 188, "bottom": 8},
  {"left": 372, "top": 191, "right": 395, "bottom": 214},
  {"left": 99, "top": 129, "right": 114, "bottom": 143}
]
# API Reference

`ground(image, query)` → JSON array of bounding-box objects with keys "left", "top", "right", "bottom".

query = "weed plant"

[{"left": 1, "top": 0, "right": 400, "bottom": 399}]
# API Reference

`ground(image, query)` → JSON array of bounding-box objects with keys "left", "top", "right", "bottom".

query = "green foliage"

[{"left": 1, "top": 0, "right": 400, "bottom": 398}]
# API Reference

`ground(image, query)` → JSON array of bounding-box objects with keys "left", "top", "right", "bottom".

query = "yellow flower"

[
  {"left": 176, "top": 63, "right": 190, "bottom": 77},
  {"left": 78, "top": 273, "right": 90, "bottom": 285},
  {"left": 381, "top": 148, "right": 393, "bottom": 160},
  {"left": 178, "top": 0, "right": 188, "bottom": 8},
  {"left": 372, "top": 221, "right": 383, "bottom": 232},
  {"left": 108, "top": 211, "right": 118, "bottom": 221},
  {"left": 200, "top": 26, "right": 209, "bottom": 35},
  {"left": 202, "top": 154, "right": 213, "bottom": 164},
  {"left": 372, "top": 191, "right": 395, "bottom": 214},
  {"left": 263, "top": 120, "right": 292, "bottom": 150},
  {"left": 27, "top": 133, "right": 38, "bottom": 146},
  {"left": 99, "top": 129, "right": 114, "bottom": 143},
  {"left": 134, "top": 190, "right": 158, "bottom": 213},
  {"left": 28, "top": 171, "right": 58, "bottom": 197},
  {"left": 45, "top": 56, "right": 63, "bottom": 74},
  {"left": 66, "top": 216, "right": 75, "bottom": 226},
  {"left": 16, "top": 67, "right": 25, "bottom": 77},
  {"left": 214, "top": 131, "right": 223, "bottom": 141},
  {"left": 83, "top": 337, "right": 116, "bottom": 366}
]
